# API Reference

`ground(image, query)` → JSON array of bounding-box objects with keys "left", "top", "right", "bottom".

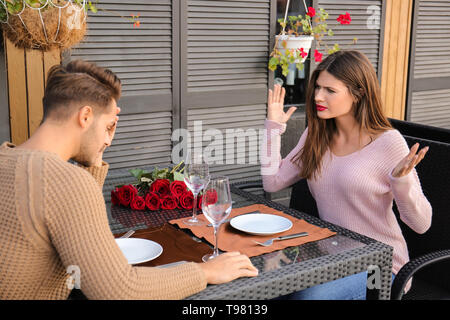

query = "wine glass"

[
  {"left": 201, "top": 176, "right": 232, "bottom": 262},
  {"left": 183, "top": 150, "right": 210, "bottom": 226}
]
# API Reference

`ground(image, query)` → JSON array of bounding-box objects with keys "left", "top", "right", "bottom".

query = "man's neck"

[{"left": 16, "top": 122, "right": 77, "bottom": 162}]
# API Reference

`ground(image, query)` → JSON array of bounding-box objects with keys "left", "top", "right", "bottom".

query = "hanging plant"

[
  {"left": 268, "top": 1, "right": 354, "bottom": 77},
  {"left": 0, "top": 0, "right": 96, "bottom": 51},
  {"left": 0, "top": 0, "right": 142, "bottom": 51}
]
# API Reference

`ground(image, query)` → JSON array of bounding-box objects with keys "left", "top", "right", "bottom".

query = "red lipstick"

[{"left": 316, "top": 104, "right": 327, "bottom": 111}]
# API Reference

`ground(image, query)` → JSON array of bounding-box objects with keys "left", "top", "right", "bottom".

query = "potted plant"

[
  {"left": 268, "top": 6, "right": 352, "bottom": 77},
  {"left": 0, "top": 0, "right": 99, "bottom": 51}
]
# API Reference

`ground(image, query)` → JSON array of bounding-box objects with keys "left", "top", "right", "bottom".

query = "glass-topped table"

[{"left": 104, "top": 173, "right": 393, "bottom": 300}]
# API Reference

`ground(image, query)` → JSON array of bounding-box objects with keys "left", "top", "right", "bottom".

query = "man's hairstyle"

[{"left": 42, "top": 60, "right": 121, "bottom": 121}]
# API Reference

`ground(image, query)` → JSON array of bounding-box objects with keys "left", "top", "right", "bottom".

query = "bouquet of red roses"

[{"left": 110, "top": 162, "right": 203, "bottom": 211}]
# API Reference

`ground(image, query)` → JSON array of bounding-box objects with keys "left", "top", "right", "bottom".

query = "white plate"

[
  {"left": 230, "top": 213, "right": 293, "bottom": 235},
  {"left": 115, "top": 238, "right": 163, "bottom": 265}
]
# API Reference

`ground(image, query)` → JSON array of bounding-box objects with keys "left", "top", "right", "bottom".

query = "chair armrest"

[
  {"left": 231, "top": 181, "right": 263, "bottom": 190},
  {"left": 391, "top": 249, "right": 450, "bottom": 300}
]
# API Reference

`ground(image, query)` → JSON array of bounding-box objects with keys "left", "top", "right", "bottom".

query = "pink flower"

[
  {"left": 306, "top": 7, "right": 316, "bottom": 18},
  {"left": 337, "top": 12, "right": 351, "bottom": 25},
  {"left": 314, "top": 50, "right": 323, "bottom": 63}
]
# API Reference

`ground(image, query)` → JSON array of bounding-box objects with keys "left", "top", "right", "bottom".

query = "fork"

[
  {"left": 253, "top": 232, "right": 309, "bottom": 246},
  {"left": 119, "top": 230, "right": 135, "bottom": 239}
]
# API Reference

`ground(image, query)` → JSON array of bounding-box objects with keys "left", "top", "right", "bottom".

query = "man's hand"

[
  {"left": 93, "top": 107, "right": 121, "bottom": 167},
  {"left": 198, "top": 251, "right": 258, "bottom": 284}
]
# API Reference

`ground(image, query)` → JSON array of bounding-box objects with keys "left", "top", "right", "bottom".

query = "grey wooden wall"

[{"left": 407, "top": 0, "right": 450, "bottom": 129}]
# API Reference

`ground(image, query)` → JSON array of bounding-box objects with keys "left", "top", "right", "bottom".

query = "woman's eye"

[{"left": 327, "top": 88, "right": 335, "bottom": 93}]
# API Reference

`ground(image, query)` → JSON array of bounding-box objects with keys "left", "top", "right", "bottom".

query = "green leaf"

[
  {"left": 173, "top": 171, "right": 185, "bottom": 181},
  {"left": 129, "top": 168, "right": 147, "bottom": 180}
]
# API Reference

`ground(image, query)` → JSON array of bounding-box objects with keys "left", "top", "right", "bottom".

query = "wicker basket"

[{"left": 1, "top": 1, "right": 87, "bottom": 51}]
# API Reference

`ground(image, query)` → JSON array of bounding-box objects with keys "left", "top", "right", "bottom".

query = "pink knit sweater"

[{"left": 261, "top": 120, "right": 432, "bottom": 278}]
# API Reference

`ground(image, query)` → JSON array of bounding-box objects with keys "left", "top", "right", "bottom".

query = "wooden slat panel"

[
  {"left": 380, "top": 0, "right": 413, "bottom": 120},
  {"left": 187, "top": 104, "right": 266, "bottom": 183},
  {"left": 316, "top": 0, "right": 383, "bottom": 71},
  {"left": 0, "top": 37, "right": 10, "bottom": 143},
  {"left": 186, "top": 0, "right": 270, "bottom": 92},
  {"left": 70, "top": 1, "right": 173, "bottom": 97},
  {"left": 407, "top": 0, "right": 450, "bottom": 127},
  {"left": 5, "top": 37, "right": 28, "bottom": 145},
  {"left": 414, "top": 0, "right": 450, "bottom": 79},
  {"left": 410, "top": 89, "right": 450, "bottom": 129},
  {"left": 43, "top": 49, "right": 61, "bottom": 86},
  {"left": 25, "top": 49, "right": 44, "bottom": 136}
]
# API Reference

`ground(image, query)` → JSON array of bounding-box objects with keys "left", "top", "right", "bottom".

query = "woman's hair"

[
  {"left": 293, "top": 50, "right": 392, "bottom": 180},
  {"left": 42, "top": 60, "right": 121, "bottom": 121}
]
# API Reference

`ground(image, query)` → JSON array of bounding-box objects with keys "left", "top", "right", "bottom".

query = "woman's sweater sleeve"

[
  {"left": 44, "top": 158, "right": 207, "bottom": 300},
  {"left": 260, "top": 120, "right": 307, "bottom": 192},
  {"left": 387, "top": 131, "right": 432, "bottom": 234}
]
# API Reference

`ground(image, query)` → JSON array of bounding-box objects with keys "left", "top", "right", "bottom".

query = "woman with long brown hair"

[{"left": 262, "top": 50, "right": 432, "bottom": 299}]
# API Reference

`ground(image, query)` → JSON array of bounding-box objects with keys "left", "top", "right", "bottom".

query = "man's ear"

[{"left": 77, "top": 106, "right": 94, "bottom": 129}]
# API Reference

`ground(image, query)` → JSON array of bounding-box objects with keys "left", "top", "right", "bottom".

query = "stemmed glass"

[
  {"left": 201, "top": 176, "right": 232, "bottom": 262},
  {"left": 183, "top": 150, "right": 210, "bottom": 226}
]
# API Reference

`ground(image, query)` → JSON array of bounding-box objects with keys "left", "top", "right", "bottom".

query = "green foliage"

[{"left": 0, "top": 0, "right": 97, "bottom": 18}]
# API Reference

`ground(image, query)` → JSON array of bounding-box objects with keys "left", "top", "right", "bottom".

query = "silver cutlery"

[
  {"left": 119, "top": 230, "right": 135, "bottom": 239},
  {"left": 206, "top": 211, "right": 260, "bottom": 227},
  {"left": 253, "top": 232, "right": 309, "bottom": 247}
]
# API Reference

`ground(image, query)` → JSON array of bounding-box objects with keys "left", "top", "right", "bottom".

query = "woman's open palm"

[
  {"left": 267, "top": 84, "right": 297, "bottom": 124},
  {"left": 392, "top": 143, "right": 429, "bottom": 178}
]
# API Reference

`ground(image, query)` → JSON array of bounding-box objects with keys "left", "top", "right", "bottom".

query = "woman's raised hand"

[
  {"left": 391, "top": 143, "right": 429, "bottom": 178},
  {"left": 267, "top": 84, "right": 297, "bottom": 124}
]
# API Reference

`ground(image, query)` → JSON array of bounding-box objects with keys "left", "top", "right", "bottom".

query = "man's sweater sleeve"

[{"left": 44, "top": 157, "right": 207, "bottom": 299}]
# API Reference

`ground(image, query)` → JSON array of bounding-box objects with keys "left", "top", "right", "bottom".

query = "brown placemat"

[
  {"left": 114, "top": 224, "right": 212, "bottom": 266},
  {"left": 169, "top": 204, "right": 337, "bottom": 258}
]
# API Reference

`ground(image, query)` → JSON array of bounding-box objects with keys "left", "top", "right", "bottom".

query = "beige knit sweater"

[{"left": 0, "top": 142, "right": 207, "bottom": 300}]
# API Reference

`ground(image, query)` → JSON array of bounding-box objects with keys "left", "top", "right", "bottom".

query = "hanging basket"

[
  {"left": 1, "top": 0, "right": 87, "bottom": 51},
  {"left": 276, "top": 34, "right": 314, "bottom": 63}
]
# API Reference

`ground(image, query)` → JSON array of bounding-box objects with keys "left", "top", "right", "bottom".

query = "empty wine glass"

[
  {"left": 201, "top": 176, "right": 232, "bottom": 262},
  {"left": 183, "top": 150, "right": 210, "bottom": 226}
]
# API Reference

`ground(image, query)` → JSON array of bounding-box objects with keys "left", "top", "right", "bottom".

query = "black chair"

[
  {"left": 388, "top": 118, "right": 450, "bottom": 144},
  {"left": 236, "top": 121, "right": 450, "bottom": 299}
]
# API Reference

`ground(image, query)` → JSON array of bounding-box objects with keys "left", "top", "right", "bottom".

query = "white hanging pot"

[{"left": 276, "top": 35, "right": 314, "bottom": 63}]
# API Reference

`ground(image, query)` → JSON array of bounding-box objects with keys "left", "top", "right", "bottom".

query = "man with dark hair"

[{"left": 0, "top": 60, "right": 258, "bottom": 300}]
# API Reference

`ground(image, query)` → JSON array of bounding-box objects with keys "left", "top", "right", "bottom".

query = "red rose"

[
  {"left": 203, "top": 189, "right": 218, "bottom": 206},
  {"left": 179, "top": 191, "right": 194, "bottom": 210},
  {"left": 306, "top": 7, "right": 316, "bottom": 18},
  {"left": 145, "top": 192, "right": 160, "bottom": 211},
  {"left": 150, "top": 179, "right": 171, "bottom": 197},
  {"left": 337, "top": 12, "right": 351, "bottom": 25},
  {"left": 170, "top": 180, "right": 187, "bottom": 199},
  {"left": 111, "top": 188, "right": 120, "bottom": 206},
  {"left": 161, "top": 194, "right": 178, "bottom": 210},
  {"left": 130, "top": 195, "right": 146, "bottom": 211},
  {"left": 117, "top": 185, "right": 138, "bottom": 207}
]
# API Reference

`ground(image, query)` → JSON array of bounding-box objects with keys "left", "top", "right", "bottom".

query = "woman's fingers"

[
  {"left": 393, "top": 144, "right": 429, "bottom": 178},
  {"left": 413, "top": 146, "right": 429, "bottom": 167}
]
